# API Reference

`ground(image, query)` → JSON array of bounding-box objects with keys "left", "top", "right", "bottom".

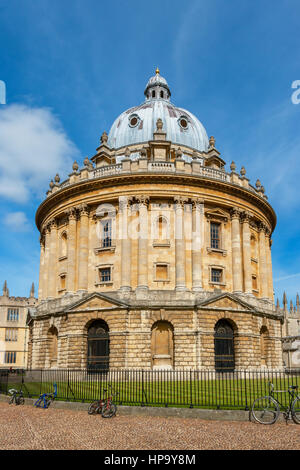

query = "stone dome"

[{"left": 108, "top": 70, "right": 209, "bottom": 152}]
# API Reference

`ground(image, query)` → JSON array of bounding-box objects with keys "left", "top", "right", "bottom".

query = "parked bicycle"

[
  {"left": 251, "top": 382, "right": 300, "bottom": 425},
  {"left": 34, "top": 383, "right": 57, "bottom": 409},
  {"left": 8, "top": 388, "right": 25, "bottom": 406},
  {"left": 88, "top": 384, "right": 119, "bottom": 418}
]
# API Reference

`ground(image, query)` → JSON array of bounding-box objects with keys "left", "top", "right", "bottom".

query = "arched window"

[
  {"left": 160, "top": 90, "right": 164, "bottom": 98},
  {"left": 214, "top": 320, "right": 235, "bottom": 372},
  {"left": 101, "top": 219, "right": 112, "bottom": 248},
  {"left": 251, "top": 234, "right": 258, "bottom": 260},
  {"left": 60, "top": 232, "right": 68, "bottom": 258},
  {"left": 87, "top": 320, "right": 109, "bottom": 371},
  {"left": 151, "top": 321, "right": 174, "bottom": 369},
  {"left": 260, "top": 326, "right": 269, "bottom": 366},
  {"left": 154, "top": 216, "right": 170, "bottom": 242},
  {"left": 48, "top": 326, "right": 58, "bottom": 368},
  {"left": 152, "top": 90, "right": 156, "bottom": 98}
]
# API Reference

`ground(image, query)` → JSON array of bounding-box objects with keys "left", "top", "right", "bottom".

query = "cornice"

[{"left": 35, "top": 173, "right": 277, "bottom": 232}]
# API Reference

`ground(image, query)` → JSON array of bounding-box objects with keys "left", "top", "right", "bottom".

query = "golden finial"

[{"left": 155, "top": 67, "right": 160, "bottom": 75}]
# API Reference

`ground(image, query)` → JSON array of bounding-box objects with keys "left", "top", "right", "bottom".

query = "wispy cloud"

[
  {"left": 3, "top": 212, "right": 31, "bottom": 232},
  {"left": 0, "top": 104, "right": 79, "bottom": 203}
]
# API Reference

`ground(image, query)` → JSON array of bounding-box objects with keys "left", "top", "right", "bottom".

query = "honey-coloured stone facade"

[{"left": 28, "top": 71, "right": 284, "bottom": 370}]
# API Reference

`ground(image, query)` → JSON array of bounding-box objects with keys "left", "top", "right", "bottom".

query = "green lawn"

[{"left": 2, "top": 374, "right": 299, "bottom": 410}]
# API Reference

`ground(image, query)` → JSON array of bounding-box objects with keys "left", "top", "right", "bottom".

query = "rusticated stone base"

[{"left": 27, "top": 290, "right": 284, "bottom": 370}]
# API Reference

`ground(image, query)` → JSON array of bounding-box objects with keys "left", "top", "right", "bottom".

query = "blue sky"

[{"left": 0, "top": 0, "right": 299, "bottom": 304}]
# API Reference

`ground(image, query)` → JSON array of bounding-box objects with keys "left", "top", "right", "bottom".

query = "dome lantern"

[{"left": 144, "top": 68, "right": 171, "bottom": 101}]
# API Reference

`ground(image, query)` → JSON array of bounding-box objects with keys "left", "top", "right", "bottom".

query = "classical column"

[
  {"left": 43, "top": 226, "right": 50, "bottom": 299},
  {"left": 191, "top": 199, "right": 204, "bottom": 291},
  {"left": 230, "top": 208, "right": 243, "bottom": 293},
  {"left": 119, "top": 196, "right": 132, "bottom": 291},
  {"left": 47, "top": 218, "right": 58, "bottom": 298},
  {"left": 77, "top": 204, "right": 89, "bottom": 292},
  {"left": 174, "top": 197, "right": 187, "bottom": 291},
  {"left": 241, "top": 212, "right": 252, "bottom": 294},
  {"left": 265, "top": 231, "right": 274, "bottom": 302},
  {"left": 66, "top": 207, "right": 77, "bottom": 293},
  {"left": 38, "top": 234, "right": 45, "bottom": 300},
  {"left": 258, "top": 223, "right": 268, "bottom": 300},
  {"left": 137, "top": 196, "right": 149, "bottom": 291}
]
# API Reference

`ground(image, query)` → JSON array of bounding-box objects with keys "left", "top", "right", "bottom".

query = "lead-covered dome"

[{"left": 108, "top": 69, "right": 209, "bottom": 152}]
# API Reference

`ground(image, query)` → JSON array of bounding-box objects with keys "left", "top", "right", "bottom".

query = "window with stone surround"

[
  {"left": 154, "top": 263, "right": 169, "bottom": 282},
  {"left": 59, "top": 274, "right": 66, "bottom": 291},
  {"left": 5, "top": 328, "right": 18, "bottom": 342},
  {"left": 5, "top": 351, "right": 16, "bottom": 364},
  {"left": 7, "top": 309, "right": 19, "bottom": 322},
  {"left": 59, "top": 231, "right": 68, "bottom": 259},
  {"left": 209, "top": 266, "right": 225, "bottom": 286},
  {"left": 210, "top": 222, "right": 221, "bottom": 249},
  {"left": 96, "top": 265, "right": 113, "bottom": 285}
]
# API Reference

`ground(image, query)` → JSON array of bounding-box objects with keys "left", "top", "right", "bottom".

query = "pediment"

[
  {"left": 198, "top": 293, "right": 257, "bottom": 312},
  {"left": 205, "top": 208, "right": 229, "bottom": 222},
  {"left": 66, "top": 292, "right": 129, "bottom": 313}
]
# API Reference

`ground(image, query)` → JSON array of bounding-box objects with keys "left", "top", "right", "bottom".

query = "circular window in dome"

[
  {"left": 178, "top": 116, "right": 189, "bottom": 130},
  {"left": 128, "top": 114, "right": 140, "bottom": 128}
]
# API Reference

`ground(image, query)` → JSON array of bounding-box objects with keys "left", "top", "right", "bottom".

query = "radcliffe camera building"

[{"left": 27, "top": 69, "right": 293, "bottom": 371}]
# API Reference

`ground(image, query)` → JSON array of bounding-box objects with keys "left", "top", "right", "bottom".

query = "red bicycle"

[{"left": 88, "top": 385, "right": 119, "bottom": 418}]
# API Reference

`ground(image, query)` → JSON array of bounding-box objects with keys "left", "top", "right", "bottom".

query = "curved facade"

[{"left": 27, "top": 71, "right": 283, "bottom": 371}]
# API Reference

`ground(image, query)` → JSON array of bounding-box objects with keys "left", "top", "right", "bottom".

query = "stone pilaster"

[
  {"left": 38, "top": 235, "right": 45, "bottom": 300},
  {"left": 191, "top": 199, "right": 204, "bottom": 291},
  {"left": 241, "top": 212, "right": 252, "bottom": 294},
  {"left": 137, "top": 196, "right": 149, "bottom": 291},
  {"left": 47, "top": 219, "right": 58, "bottom": 298},
  {"left": 77, "top": 204, "right": 89, "bottom": 292},
  {"left": 66, "top": 207, "right": 77, "bottom": 293},
  {"left": 43, "top": 226, "right": 51, "bottom": 299},
  {"left": 265, "top": 229, "right": 274, "bottom": 302},
  {"left": 174, "top": 197, "right": 187, "bottom": 291},
  {"left": 119, "top": 196, "right": 132, "bottom": 291},
  {"left": 230, "top": 208, "right": 243, "bottom": 293},
  {"left": 258, "top": 223, "right": 268, "bottom": 300}
]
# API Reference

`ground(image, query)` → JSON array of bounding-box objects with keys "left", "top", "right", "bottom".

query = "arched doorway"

[
  {"left": 87, "top": 320, "right": 109, "bottom": 371},
  {"left": 214, "top": 319, "right": 235, "bottom": 373},
  {"left": 151, "top": 321, "right": 174, "bottom": 369},
  {"left": 48, "top": 326, "right": 58, "bottom": 368},
  {"left": 260, "top": 326, "right": 269, "bottom": 366}
]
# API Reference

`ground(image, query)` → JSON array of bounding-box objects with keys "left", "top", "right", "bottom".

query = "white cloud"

[
  {"left": 3, "top": 212, "right": 31, "bottom": 232},
  {"left": 0, "top": 104, "right": 79, "bottom": 202}
]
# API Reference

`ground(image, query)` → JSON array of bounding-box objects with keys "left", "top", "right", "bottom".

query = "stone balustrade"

[{"left": 47, "top": 158, "right": 267, "bottom": 201}]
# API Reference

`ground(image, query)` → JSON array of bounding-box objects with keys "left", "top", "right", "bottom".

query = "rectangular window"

[
  {"left": 101, "top": 220, "right": 112, "bottom": 248},
  {"left": 211, "top": 268, "right": 223, "bottom": 283},
  {"left": 5, "top": 352, "right": 16, "bottom": 364},
  {"left": 210, "top": 223, "right": 221, "bottom": 249},
  {"left": 5, "top": 328, "right": 18, "bottom": 342},
  {"left": 155, "top": 264, "right": 168, "bottom": 281},
  {"left": 7, "top": 309, "right": 19, "bottom": 322},
  {"left": 252, "top": 275, "right": 258, "bottom": 291},
  {"left": 99, "top": 267, "right": 111, "bottom": 283},
  {"left": 60, "top": 275, "right": 66, "bottom": 290}
]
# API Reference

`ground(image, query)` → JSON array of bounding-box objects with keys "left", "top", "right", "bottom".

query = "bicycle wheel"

[
  {"left": 101, "top": 401, "right": 116, "bottom": 418},
  {"left": 291, "top": 397, "right": 300, "bottom": 424},
  {"left": 34, "top": 398, "right": 43, "bottom": 408},
  {"left": 16, "top": 396, "right": 25, "bottom": 406},
  {"left": 8, "top": 396, "right": 14, "bottom": 405},
  {"left": 251, "top": 396, "right": 280, "bottom": 424},
  {"left": 88, "top": 401, "right": 99, "bottom": 415}
]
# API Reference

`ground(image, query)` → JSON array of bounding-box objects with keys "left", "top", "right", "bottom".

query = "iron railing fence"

[{"left": 0, "top": 368, "right": 299, "bottom": 410}]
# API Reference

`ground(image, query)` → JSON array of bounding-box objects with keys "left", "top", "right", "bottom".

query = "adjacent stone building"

[
  {"left": 281, "top": 293, "right": 300, "bottom": 369},
  {"left": 0, "top": 281, "right": 37, "bottom": 369},
  {"left": 27, "top": 70, "right": 284, "bottom": 370}
]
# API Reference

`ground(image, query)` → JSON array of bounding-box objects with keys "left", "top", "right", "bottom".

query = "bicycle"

[
  {"left": 8, "top": 388, "right": 25, "bottom": 406},
  {"left": 34, "top": 383, "right": 57, "bottom": 409},
  {"left": 88, "top": 385, "right": 119, "bottom": 418},
  {"left": 251, "top": 382, "right": 300, "bottom": 425}
]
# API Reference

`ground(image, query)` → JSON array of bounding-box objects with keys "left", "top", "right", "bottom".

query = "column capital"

[
  {"left": 77, "top": 203, "right": 89, "bottom": 217},
  {"left": 48, "top": 218, "right": 58, "bottom": 230},
  {"left": 66, "top": 207, "right": 77, "bottom": 221},
  {"left": 191, "top": 198, "right": 204, "bottom": 210},
  {"left": 257, "top": 221, "right": 268, "bottom": 233},
  {"left": 174, "top": 196, "right": 188, "bottom": 208},
  {"left": 136, "top": 195, "right": 150, "bottom": 207},
  {"left": 230, "top": 207, "right": 242, "bottom": 220},
  {"left": 119, "top": 196, "right": 133, "bottom": 211},
  {"left": 241, "top": 211, "right": 252, "bottom": 224}
]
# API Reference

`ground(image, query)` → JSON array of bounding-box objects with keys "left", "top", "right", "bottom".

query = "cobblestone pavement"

[{"left": 0, "top": 403, "right": 299, "bottom": 450}]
